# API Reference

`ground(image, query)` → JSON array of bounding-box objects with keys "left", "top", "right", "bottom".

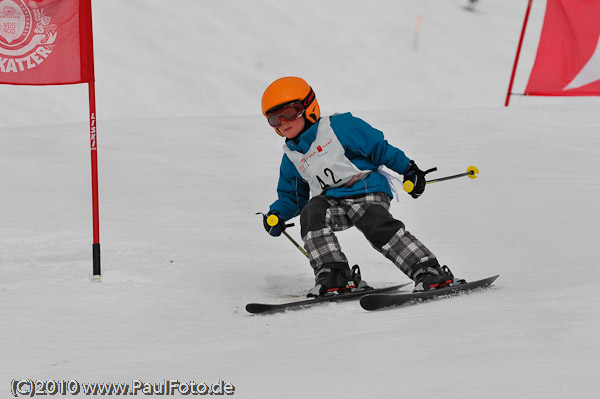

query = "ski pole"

[
  {"left": 403, "top": 165, "right": 479, "bottom": 193},
  {"left": 257, "top": 212, "right": 309, "bottom": 258}
]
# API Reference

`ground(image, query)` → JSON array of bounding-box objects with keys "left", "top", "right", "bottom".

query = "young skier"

[{"left": 260, "top": 77, "right": 462, "bottom": 296}]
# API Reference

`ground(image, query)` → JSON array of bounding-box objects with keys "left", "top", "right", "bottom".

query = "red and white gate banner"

[
  {"left": 525, "top": 0, "right": 600, "bottom": 96},
  {"left": 0, "top": 0, "right": 94, "bottom": 85}
]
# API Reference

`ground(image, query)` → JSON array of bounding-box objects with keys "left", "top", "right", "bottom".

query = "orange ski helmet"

[{"left": 261, "top": 77, "right": 320, "bottom": 136}]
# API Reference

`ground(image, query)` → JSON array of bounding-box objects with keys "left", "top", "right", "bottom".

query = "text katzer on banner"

[
  {"left": 0, "top": 0, "right": 94, "bottom": 85},
  {"left": 525, "top": 0, "right": 600, "bottom": 96}
]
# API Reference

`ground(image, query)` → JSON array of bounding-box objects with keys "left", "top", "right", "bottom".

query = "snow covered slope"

[{"left": 1, "top": 1, "right": 599, "bottom": 398}]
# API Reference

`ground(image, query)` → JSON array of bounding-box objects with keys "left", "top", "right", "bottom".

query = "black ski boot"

[
  {"left": 411, "top": 260, "right": 464, "bottom": 292},
  {"left": 307, "top": 263, "right": 370, "bottom": 297}
]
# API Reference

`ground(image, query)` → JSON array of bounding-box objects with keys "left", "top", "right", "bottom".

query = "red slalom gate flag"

[
  {"left": 0, "top": 0, "right": 94, "bottom": 85},
  {"left": 525, "top": 0, "right": 600, "bottom": 96},
  {"left": 0, "top": 0, "right": 101, "bottom": 281}
]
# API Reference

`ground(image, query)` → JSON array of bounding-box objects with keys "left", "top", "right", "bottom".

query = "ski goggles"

[{"left": 266, "top": 102, "right": 305, "bottom": 128}]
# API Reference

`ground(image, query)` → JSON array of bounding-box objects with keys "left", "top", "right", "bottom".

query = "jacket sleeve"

[
  {"left": 269, "top": 154, "right": 310, "bottom": 221},
  {"left": 332, "top": 113, "right": 412, "bottom": 175}
]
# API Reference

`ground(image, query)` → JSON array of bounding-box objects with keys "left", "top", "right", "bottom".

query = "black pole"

[
  {"left": 426, "top": 170, "right": 475, "bottom": 184},
  {"left": 92, "top": 243, "right": 101, "bottom": 282},
  {"left": 282, "top": 231, "right": 309, "bottom": 258},
  {"left": 257, "top": 212, "right": 309, "bottom": 258}
]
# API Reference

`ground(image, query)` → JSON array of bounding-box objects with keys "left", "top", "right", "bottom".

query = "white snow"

[{"left": 1, "top": 1, "right": 599, "bottom": 398}]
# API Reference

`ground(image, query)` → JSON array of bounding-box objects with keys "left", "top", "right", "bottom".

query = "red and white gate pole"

[{"left": 89, "top": 81, "right": 101, "bottom": 282}]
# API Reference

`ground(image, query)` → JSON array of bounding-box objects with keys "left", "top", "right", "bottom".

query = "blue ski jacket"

[{"left": 269, "top": 112, "right": 412, "bottom": 221}]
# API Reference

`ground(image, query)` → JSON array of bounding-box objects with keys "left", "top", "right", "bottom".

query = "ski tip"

[
  {"left": 359, "top": 296, "right": 382, "bottom": 311},
  {"left": 245, "top": 303, "right": 269, "bottom": 314}
]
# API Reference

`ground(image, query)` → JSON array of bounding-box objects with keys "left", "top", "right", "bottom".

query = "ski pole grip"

[
  {"left": 402, "top": 167, "right": 437, "bottom": 193},
  {"left": 267, "top": 214, "right": 295, "bottom": 228},
  {"left": 266, "top": 214, "right": 280, "bottom": 227}
]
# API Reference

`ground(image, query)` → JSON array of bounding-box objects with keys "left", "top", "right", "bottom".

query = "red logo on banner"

[
  {"left": 525, "top": 0, "right": 600, "bottom": 96},
  {"left": 0, "top": 0, "right": 94, "bottom": 85},
  {"left": 0, "top": 1, "right": 56, "bottom": 73}
]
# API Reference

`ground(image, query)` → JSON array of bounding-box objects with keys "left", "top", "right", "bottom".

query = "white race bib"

[{"left": 284, "top": 116, "right": 371, "bottom": 195}]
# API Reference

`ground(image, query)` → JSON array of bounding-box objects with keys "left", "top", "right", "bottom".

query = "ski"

[
  {"left": 246, "top": 283, "right": 411, "bottom": 314},
  {"left": 360, "top": 275, "right": 499, "bottom": 311}
]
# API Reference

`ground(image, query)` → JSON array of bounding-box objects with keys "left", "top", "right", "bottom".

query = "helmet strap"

[{"left": 302, "top": 88, "right": 315, "bottom": 108}]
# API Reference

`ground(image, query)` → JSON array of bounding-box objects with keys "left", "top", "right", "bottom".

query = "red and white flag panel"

[
  {"left": 0, "top": 0, "right": 94, "bottom": 85},
  {"left": 525, "top": 0, "right": 600, "bottom": 96}
]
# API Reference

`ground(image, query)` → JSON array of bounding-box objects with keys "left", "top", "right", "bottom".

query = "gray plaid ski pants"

[{"left": 300, "top": 193, "right": 436, "bottom": 279}]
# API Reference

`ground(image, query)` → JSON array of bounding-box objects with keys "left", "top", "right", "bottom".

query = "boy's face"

[{"left": 279, "top": 116, "right": 306, "bottom": 139}]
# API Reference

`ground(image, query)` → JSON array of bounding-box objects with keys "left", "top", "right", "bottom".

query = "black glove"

[
  {"left": 403, "top": 160, "right": 437, "bottom": 199},
  {"left": 263, "top": 211, "right": 287, "bottom": 237}
]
